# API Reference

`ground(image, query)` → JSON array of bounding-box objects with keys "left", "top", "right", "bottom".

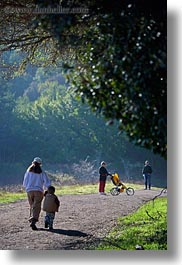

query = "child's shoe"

[
  {"left": 45, "top": 221, "right": 49, "bottom": 228},
  {"left": 49, "top": 225, "right": 53, "bottom": 231}
]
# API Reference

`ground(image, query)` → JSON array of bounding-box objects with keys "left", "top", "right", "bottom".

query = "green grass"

[
  {"left": 95, "top": 197, "right": 167, "bottom": 250},
  {"left": 55, "top": 182, "right": 144, "bottom": 195},
  {"left": 0, "top": 183, "right": 111, "bottom": 204},
  {"left": 0, "top": 191, "right": 26, "bottom": 204},
  {"left": 0, "top": 182, "right": 158, "bottom": 204},
  {"left": 55, "top": 182, "right": 160, "bottom": 196},
  {"left": 56, "top": 183, "right": 99, "bottom": 195}
]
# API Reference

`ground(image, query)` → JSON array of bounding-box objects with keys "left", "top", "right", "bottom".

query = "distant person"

[
  {"left": 142, "top": 160, "right": 153, "bottom": 190},
  {"left": 99, "top": 161, "right": 111, "bottom": 195},
  {"left": 43, "top": 185, "right": 60, "bottom": 230},
  {"left": 23, "top": 157, "right": 51, "bottom": 230}
]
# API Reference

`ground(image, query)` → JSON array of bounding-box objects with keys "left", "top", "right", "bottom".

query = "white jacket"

[{"left": 23, "top": 171, "right": 51, "bottom": 192}]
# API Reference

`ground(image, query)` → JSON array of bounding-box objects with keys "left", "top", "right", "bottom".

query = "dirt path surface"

[{"left": 0, "top": 189, "right": 166, "bottom": 250}]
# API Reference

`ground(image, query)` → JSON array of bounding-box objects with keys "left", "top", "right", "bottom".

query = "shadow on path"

[{"left": 39, "top": 228, "right": 88, "bottom": 237}]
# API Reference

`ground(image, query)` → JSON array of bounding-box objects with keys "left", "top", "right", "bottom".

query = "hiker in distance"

[
  {"left": 142, "top": 160, "right": 153, "bottom": 190},
  {"left": 23, "top": 157, "right": 51, "bottom": 230}
]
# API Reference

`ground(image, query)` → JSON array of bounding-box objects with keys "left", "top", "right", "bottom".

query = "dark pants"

[
  {"left": 143, "top": 173, "right": 151, "bottom": 189},
  {"left": 45, "top": 212, "right": 55, "bottom": 228},
  {"left": 99, "top": 180, "right": 106, "bottom": 192}
]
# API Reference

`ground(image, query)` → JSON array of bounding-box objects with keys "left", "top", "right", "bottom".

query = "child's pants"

[{"left": 45, "top": 212, "right": 55, "bottom": 227}]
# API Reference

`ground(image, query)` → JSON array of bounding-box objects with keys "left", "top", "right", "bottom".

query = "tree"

[
  {"left": 70, "top": 8, "right": 167, "bottom": 158},
  {"left": 0, "top": 62, "right": 166, "bottom": 186},
  {"left": 35, "top": 0, "right": 167, "bottom": 157},
  {"left": 0, "top": 75, "right": 19, "bottom": 163},
  {"left": 0, "top": 0, "right": 167, "bottom": 158}
]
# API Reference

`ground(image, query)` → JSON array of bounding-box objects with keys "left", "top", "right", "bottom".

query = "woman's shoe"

[
  {"left": 30, "top": 219, "right": 38, "bottom": 230},
  {"left": 30, "top": 223, "right": 38, "bottom": 230},
  {"left": 49, "top": 226, "right": 53, "bottom": 231}
]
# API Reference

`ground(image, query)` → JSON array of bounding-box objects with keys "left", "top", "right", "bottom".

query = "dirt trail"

[{"left": 0, "top": 189, "right": 166, "bottom": 250}]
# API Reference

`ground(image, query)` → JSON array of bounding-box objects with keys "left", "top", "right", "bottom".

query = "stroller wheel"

[
  {"left": 126, "top": 187, "right": 135, "bottom": 196},
  {"left": 110, "top": 187, "right": 120, "bottom": 196}
]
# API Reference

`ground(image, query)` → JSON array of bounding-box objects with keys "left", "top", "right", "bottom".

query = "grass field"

[
  {"left": 0, "top": 191, "right": 26, "bottom": 204},
  {"left": 95, "top": 197, "right": 167, "bottom": 250},
  {"left": 0, "top": 182, "right": 152, "bottom": 204}
]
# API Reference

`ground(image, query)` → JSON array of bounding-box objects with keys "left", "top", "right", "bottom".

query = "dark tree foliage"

[
  {"left": 0, "top": 0, "right": 167, "bottom": 159},
  {"left": 34, "top": 0, "right": 167, "bottom": 158}
]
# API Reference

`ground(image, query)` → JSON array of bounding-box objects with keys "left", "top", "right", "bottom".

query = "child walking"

[{"left": 43, "top": 186, "right": 60, "bottom": 230}]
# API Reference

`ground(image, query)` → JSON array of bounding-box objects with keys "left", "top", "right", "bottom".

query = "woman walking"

[{"left": 23, "top": 157, "right": 51, "bottom": 230}]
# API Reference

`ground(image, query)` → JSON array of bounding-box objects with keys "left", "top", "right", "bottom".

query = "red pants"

[{"left": 99, "top": 181, "right": 106, "bottom": 192}]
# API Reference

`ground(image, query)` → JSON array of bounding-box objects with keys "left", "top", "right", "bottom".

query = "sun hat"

[{"left": 32, "top": 157, "right": 42, "bottom": 164}]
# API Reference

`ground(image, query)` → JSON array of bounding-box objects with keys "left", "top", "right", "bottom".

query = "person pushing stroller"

[{"left": 99, "top": 161, "right": 112, "bottom": 195}]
